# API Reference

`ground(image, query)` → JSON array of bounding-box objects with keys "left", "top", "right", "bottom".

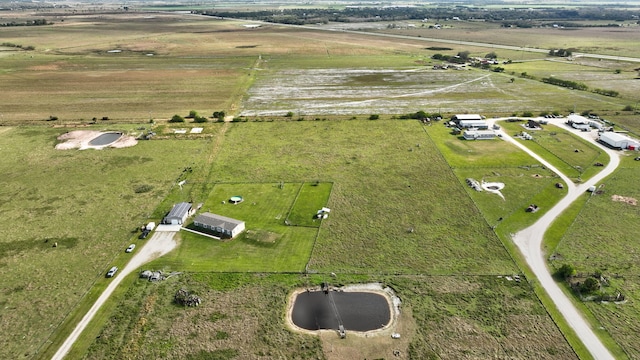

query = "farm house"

[
  {"left": 599, "top": 132, "right": 640, "bottom": 150},
  {"left": 193, "top": 212, "right": 246, "bottom": 238},
  {"left": 463, "top": 130, "right": 496, "bottom": 140},
  {"left": 162, "top": 202, "right": 193, "bottom": 225}
]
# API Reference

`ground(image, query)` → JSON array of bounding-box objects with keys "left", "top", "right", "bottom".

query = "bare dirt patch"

[
  {"left": 612, "top": 194, "right": 637, "bottom": 206},
  {"left": 55, "top": 130, "right": 137, "bottom": 150}
]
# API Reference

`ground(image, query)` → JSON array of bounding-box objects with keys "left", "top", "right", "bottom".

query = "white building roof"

[
  {"left": 567, "top": 114, "right": 588, "bottom": 124},
  {"left": 601, "top": 132, "right": 633, "bottom": 143},
  {"left": 454, "top": 114, "right": 483, "bottom": 121}
]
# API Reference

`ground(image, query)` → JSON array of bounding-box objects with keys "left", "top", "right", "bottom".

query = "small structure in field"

[
  {"left": 162, "top": 202, "right": 193, "bottom": 225},
  {"left": 316, "top": 207, "right": 331, "bottom": 219},
  {"left": 193, "top": 212, "right": 246, "bottom": 238},
  {"left": 229, "top": 195, "right": 244, "bottom": 204}
]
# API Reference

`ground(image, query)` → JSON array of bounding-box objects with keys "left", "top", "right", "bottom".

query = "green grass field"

[
  {"left": 2, "top": 8, "right": 640, "bottom": 360},
  {"left": 152, "top": 182, "right": 324, "bottom": 272}
]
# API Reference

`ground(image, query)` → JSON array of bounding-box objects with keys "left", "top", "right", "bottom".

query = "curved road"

[
  {"left": 494, "top": 117, "right": 620, "bottom": 360},
  {"left": 52, "top": 228, "right": 179, "bottom": 360}
]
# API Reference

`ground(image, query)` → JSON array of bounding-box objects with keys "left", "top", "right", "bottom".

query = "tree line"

[{"left": 197, "top": 6, "right": 640, "bottom": 26}]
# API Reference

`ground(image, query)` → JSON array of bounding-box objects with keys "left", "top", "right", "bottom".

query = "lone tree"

[
  {"left": 581, "top": 277, "right": 600, "bottom": 294},
  {"left": 557, "top": 263, "right": 576, "bottom": 279},
  {"left": 170, "top": 114, "right": 185, "bottom": 123},
  {"left": 212, "top": 111, "right": 226, "bottom": 121}
]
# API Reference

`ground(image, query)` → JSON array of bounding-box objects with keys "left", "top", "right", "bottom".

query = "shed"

[
  {"left": 162, "top": 202, "right": 192, "bottom": 225},
  {"left": 193, "top": 212, "right": 246, "bottom": 238}
]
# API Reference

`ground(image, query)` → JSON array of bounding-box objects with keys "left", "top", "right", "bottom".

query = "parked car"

[
  {"left": 138, "top": 230, "right": 150, "bottom": 239},
  {"left": 126, "top": 244, "right": 136, "bottom": 253},
  {"left": 106, "top": 266, "right": 118, "bottom": 278}
]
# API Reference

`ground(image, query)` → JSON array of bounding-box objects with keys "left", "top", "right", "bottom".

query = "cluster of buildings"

[
  {"left": 567, "top": 114, "right": 639, "bottom": 150},
  {"left": 449, "top": 114, "right": 497, "bottom": 140},
  {"left": 162, "top": 201, "right": 246, "bottom": 239}
]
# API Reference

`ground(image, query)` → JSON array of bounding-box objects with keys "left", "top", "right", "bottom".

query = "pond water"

[
  {"left": 89, "top": 132, "right": 122, "bottom": 146},
  {"left": 291, "top": 291, "right": 390, "bottom": 332}
]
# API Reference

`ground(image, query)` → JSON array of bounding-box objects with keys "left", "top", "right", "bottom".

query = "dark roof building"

[
  {"left": 193, "top": 212, "right": 246, "bottom": 238},
  {"left": 162, "top": 202, "right": 192, "bottom": 225}
]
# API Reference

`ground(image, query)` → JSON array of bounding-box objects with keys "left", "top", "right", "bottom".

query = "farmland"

[{"left": 0, "top": 6, "right": 639, "bottom": 360}]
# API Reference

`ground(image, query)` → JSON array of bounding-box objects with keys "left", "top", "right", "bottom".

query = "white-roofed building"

[{"left": 599, "top": 132, "right": 640, "bottom": 150}]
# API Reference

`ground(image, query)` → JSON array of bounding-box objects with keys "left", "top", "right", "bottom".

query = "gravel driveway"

[
  {"left": 495, "top": 117, "right": 619, "bottom": 360},
  {"left": 52, "top": 230, "right": 178, "bottom": 360}
]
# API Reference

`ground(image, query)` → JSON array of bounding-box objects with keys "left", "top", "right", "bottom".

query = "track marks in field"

[{"left": 305, "top": 73, "right": 491, "bottom": 110}]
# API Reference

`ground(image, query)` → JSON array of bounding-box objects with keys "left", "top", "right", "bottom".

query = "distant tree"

[
  {"left": 212, "top": 111, "right": 226, "bottom": 121},
  {"left": 369, "top": 114, "right": 380, "bottom": 120},
  {"left": 614, "top": 69, "right": 621, "bottom": 74},
  {"left": 623, "top": 104, "right": 634, "bottom": 111},
  {"left": 285, "top": 111, "right": 294, "bottom": 118},
  {"left": 47, "top": 115, "right": 58, "bottom": 121},
  {"left": 414, "top": 110, "right": 428, "bottom": 119},
  {"left": 493, "top": 66, "right": 505, "bottom": 72},
  {"left": 170, "top": 114, "right": 185, "bottom": 123},
  {"left": 187, "top": 110, "right": 198, "bottom": 119},
  {"left": 522, "top": 111, "right": 534, "bottom": 117},
  {"left": 510, "top": 78, "right": 515, "bottom": 83},
  {"left": 485, "top": 51, "right": 498, "bottom": 59},
  {"left": 193, "top": 115, "right": 208, "bottom": 123},
  {"left": 456, "top": 50, "right": 471, "bottom": 61}
]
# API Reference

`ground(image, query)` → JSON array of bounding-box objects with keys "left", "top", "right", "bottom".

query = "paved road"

[
  {"left": 196, "top": 14, "right": 640, "bottom": 64},
  {"left": 52, "top": 229, "right": 178, "bottom": 360},
  {"left": 493, "top": 117, "right": 620, "bottom": 360}
]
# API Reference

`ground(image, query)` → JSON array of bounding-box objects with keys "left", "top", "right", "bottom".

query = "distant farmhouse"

[
  {"left": 162, "top": 202, "right": 193, "bottom": 225},
  {"left": 193, "top": 212, "right": 246, "bottom": 239}
]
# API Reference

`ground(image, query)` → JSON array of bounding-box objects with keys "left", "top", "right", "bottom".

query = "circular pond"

[
  {"left": 291, "top": 290, "right": 391, "bottom": 332},
  {"left": 88, "top": 132, "right": 122, "bottom": 146}
]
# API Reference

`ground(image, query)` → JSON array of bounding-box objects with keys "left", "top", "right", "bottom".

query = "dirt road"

[
  {"left": 52, "top": 228, "right": 179, "bottom": 360},
  {"left": 495, "top": 118, "right": 619, "bottom": 360}
]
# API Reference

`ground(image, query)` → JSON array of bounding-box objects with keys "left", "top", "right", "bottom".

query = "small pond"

[
  {"left": 89, "top": 132, "right": 122, "bottom": 146},
  {"left": 291, "top": 290, "right": 390, "bottom": 332}
]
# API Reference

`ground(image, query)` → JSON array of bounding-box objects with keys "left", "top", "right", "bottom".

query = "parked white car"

[
  {"left": 106, "top": 266, "right": 118, "bottom": 278},
  {"left": 126, "top": 244, "right": 136, "bottom": 253}
]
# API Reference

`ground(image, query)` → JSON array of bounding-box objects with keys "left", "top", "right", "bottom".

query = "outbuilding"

[
  {"left": 162, "top": 202, "right": 192, "bottom": 225},
  {"left": 193, "top": 212, "right": 246, "bottom": 238},
  {"left": 463, "top": 130, "right": 496, "bottom": 140},
  {"left": 452, "top": 114, "right": 483, "bottom": 122},
  {"left": 599, "top": 132, "right": 640, "bottom": 150},
  {"left": 458, "top": 120, "right": 489, "bottom": 129}
]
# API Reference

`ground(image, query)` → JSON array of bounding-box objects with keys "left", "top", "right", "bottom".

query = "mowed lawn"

[
  {"left": 499, "top": 120, "right": 608, "bottom": 181},
  {"left": 152, "top": 182, "right": 325, "bottom": 272},
  {"left": 207, "top": 120, "right": 518, "bottom": 275},
  {"left": 0, "top": 126, "right": 212, "bottom": 359}
]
